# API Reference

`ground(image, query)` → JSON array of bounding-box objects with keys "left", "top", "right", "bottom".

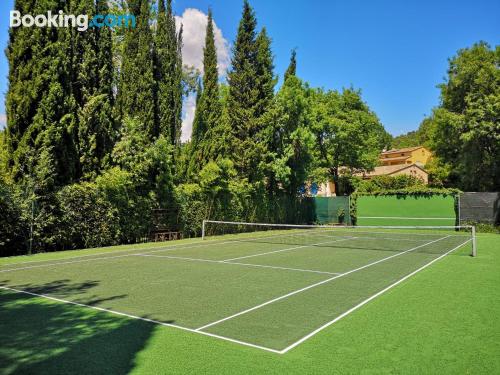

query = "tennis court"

[{"left": 0, "top": 222, "right": 475, "bottom": 354}]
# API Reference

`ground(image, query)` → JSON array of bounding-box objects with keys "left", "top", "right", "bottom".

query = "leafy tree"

[
  {"left": 311, "top": 88, "right": 388, "bottom": 194},
  {"left": 428, "top": 42, "right": 499, "bottom": 190},
  {"left": 265, "top": 76, "right": 315, "bottom": 198}
]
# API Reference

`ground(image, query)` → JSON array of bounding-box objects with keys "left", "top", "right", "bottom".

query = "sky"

[{"left": 0, "top": 0, "right": 498, "bottom": 139}]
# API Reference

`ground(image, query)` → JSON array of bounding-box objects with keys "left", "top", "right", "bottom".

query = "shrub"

[
  {"left": 0, "top": 181, "right": 27, "bottom": 256},
  {"left": 57, "top": 182, "right": 120, "bottom": 249}
]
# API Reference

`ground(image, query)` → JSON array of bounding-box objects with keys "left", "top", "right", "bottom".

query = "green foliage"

[
  {"left": 117, "top": 0, "right": 157, "bottom": 139},
  {"left": 311, "top": 88, "right": 390, "bottom": 192},
  {"left": 265, "top": 76, "right": 315, "bottom": 197},
  {"left": 0, "top": 181, "right": 27, "bottom": 256},
  {"left": 357, "top": 174, "right": 426, "bottom": 193},
  {"left": 284, "top": 49, "right": 297, "bottom": 81},
  {"left": 57, "top": 183, "right": 120, "bottom": 249},
  {"left": 156, "top": 0, "right": 183, "bottom": 146},
  {"left": 426, "top": 42, "right": 500, "bottom": 191},
  {"left": 189, "top": 9, "right": 222, "bottom": 177},
  {"left": 227, "top": 1, "right": 271, "bottom": 182},
  {"left": 96, "top": 168, "right": 154, "bottom": 243}
]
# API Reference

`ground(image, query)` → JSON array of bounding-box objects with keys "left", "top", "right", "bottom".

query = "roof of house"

[
  {"left": 354, "top": 163, "right": 428, "bottom": 178},
  {"left": 379, "top": 155, "right": 411, "bottom": 162},
  {"left": 380, "top": 146, "right": 423, "bottom": 155}
]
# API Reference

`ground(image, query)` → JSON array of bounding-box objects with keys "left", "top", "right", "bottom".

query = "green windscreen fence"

[
  {"left": 356, "top": 195, "right": 457, "bottom": 226},
  {"left": 314, "top": 196, "right": 351, "bottom": 225}
]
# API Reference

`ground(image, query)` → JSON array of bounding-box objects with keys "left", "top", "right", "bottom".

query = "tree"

[
  {"left": 227, "top": 0, "right": 260, "bottom": 180},
  {"left": 76, "top": 0, "right": 116, "bottom": 180},
  {"left": 156, "top": 0, "right": 183, "bottom": 146},
  {"left": 311, "top": 88, "right": 388, "bottom": 194},
  {"left": 428, "top": 42, "right": 500, "bottom": 190},
  {"left": 117, "top": 0, "right": 157, "bottom": 140},
  {"left": 284, "top": 49, "right": 297, "bottom": 81},
  {"left": 189, "top": 9, "right": 222, "bottom": 177},
  {"left": 265, "top": 76, "right": 315, "bottom": 198}
]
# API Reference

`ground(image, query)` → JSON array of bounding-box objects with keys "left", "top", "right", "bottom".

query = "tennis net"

[{"left": 202, "top": 220, "right": 477, "bottom": 256}]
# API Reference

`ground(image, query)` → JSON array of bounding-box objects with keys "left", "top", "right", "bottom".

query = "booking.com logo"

[{"left": 10, "top": 10, "right": 136, "bottom": 32}]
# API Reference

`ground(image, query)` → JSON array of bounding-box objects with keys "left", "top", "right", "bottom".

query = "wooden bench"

[{"left": 151, "top": 231, "right": 182, "bottom": 242}]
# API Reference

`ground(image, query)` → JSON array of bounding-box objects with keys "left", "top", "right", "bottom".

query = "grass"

[
  {"left": 0, "top": 232, "right": 499, "bottom": 374},
  {"left": 357, "top": 195, "right": 456, "bottom": 226}
]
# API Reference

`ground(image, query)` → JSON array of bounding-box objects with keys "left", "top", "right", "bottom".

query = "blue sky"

[{"left": 0, "top": 0, "right": 498, "bottom": 136}]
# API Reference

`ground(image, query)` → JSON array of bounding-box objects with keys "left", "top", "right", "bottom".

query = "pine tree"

[
  {"left": 284, "top": 49, "right": 297, "bottom": 81},
  {"left": 117, "top": 0, "right": 157, "bottom": 140}
]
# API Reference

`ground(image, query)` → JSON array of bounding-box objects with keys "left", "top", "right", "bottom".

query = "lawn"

[{"left": 0, "top": 233, "right": 499, "bottom": 374}]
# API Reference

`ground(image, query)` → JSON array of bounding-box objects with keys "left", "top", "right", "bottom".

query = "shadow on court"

[{"left": 0, "top": 280, "right": 164, "bottom": 375}]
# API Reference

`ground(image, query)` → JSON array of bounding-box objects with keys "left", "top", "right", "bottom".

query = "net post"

[
  {"left": 202, "top": 220, "right": 206, "bottom": 240},
  {"left": 471, "top": 225, "right": 477, "bottom": 257}
]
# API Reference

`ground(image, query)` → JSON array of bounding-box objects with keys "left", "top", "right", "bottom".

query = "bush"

[
  {"left": 0, "top": 181, "right": 27, "bottom": 256},
  {"left": 58, "top": 182, "right": 120, "bottom": 249},
  {"left": 96, "top": 167, "right": 155, "bottom": 243},
  {"left": 357, "top": 174, "right": 425, "bottom": 193}
]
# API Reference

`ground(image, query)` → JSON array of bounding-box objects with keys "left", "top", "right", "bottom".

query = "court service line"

[
  {"left": 135, "top": 253, "right": 340, "bottom": 276},
  {"left": 0, "top": 285, "right": 281, "bottom": 354},
  {"left": 195, "top": 235, "right": 452, "bottom": 331},
  {"left": 279, "top": 238, "right": 472, "bottom": 354},
  {"left": 222, "top": 237, "right": 355, "bottom": 262}
]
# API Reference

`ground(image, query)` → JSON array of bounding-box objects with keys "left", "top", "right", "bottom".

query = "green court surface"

[
  {"left": 0, "top": 227, "right": 472, "bottom": 355},
  {"left": 357, "top": 195, "right": 457, "bottom": 226}
]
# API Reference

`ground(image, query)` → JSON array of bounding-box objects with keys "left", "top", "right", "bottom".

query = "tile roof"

[{"left": 381, "top": 146, "right": 423, "bottom": 155}]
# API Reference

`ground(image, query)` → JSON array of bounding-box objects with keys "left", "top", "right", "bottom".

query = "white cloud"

[
  {"left": 181, "top": 94, "right": 197, "bottom": 143},
  {"left": 175, "top": 8, "right": 230, "bottom": 142},
  {"left": 0, "top": 114, "right": 6, "bottom": 129},
  {"left": 176, "top": 8, "right": 230, "bottom": 76}
]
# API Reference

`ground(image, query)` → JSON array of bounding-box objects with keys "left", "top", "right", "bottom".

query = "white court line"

[
  {"left": 222, "top": 237, "right": 354, "bottom": 262},
  {"left": 0, "top": 285, "right": 281, "bottom": 354},
  {"left": 195, "top": 235, "right": 452, "bottom": 331},
  {"left": 136, "top": 254, "right": 340, "bottom": 276},
  {"left": 279, "top": 238, "right": 472, "bottom": 354}
]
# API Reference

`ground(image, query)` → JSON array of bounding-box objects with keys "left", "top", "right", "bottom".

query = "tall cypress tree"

[
  {"left": 77, "top": 0, "right": 116, "bottom": 180},
  {"left": 155, "top": 0, "right": 183, "bottom": 147},
  {"left": 254, "top": 27, "right": 276, "bottom": 119},
  {"left": 189, "top": 9, "right": 222, "bottom": 176},
  {"left": 284, "top": 49, "right": 297, "bottom": 81},
  {"left": 117, "top": 0, "right": 157, "bottom": 140},
  {"left": 6, "top": 0, "right": 78, "bottom": 188},
  {"left": 227, "top": 0, "right": 260, "bottom": 180}
]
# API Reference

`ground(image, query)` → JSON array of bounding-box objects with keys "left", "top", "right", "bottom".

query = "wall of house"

[{"left": 408, "top": 148, "right": 432, "bottom": 166}]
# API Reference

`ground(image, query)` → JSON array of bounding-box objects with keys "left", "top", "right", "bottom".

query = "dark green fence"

[{"left": 314, "top": 196, "right": 351, "bottom": 225}]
